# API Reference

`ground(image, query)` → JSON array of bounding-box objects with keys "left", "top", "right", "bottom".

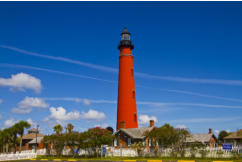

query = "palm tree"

[
  {"left": 0, "top": 130, "right": 3, "bottom": 153},
  {"left": 67, "top": 123, "right": 74, "bottom": 134},
  {"left": 2, "top": 128, "right": 11, "bottom": 153},
  {"left": 53, "top": 124, "right": 63, "bottom": 135},
  {"left": 16, "top": 121, "right": 31, "bottom": 151},
  {"left": 10, "top": 124, "right": 19, "bottom": 153}
]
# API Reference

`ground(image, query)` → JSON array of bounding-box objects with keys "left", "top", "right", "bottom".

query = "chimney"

[
  {"left": 120, "top": 121, "right": 126, "bottom": 129},
  {"left": 209, "top": 128, "right": 212, "bottom": 134},
  {"left": 150, "top": 120, "right": 154, "bottom": 127}
]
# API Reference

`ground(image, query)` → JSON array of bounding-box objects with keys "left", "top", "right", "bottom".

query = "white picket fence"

[
  {"left": 0, "top": 150, "right": 36, "bottom": 161},
  {"left": 0, "top": 146, "right": 241, "bottom": 160},
  {"left": 103, "top": 146, "right": 242, "bottom": 157},
  {"left": 105, "top": 147, "right": 137, "bottom": 157},
  {"left": 0, "top": 149, "right": 47, "bottom": 161}
]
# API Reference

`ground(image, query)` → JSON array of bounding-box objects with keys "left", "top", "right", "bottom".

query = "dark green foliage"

[
  {"left": 218, "top": 130, "right": 229, "bottom": 143},
  {"left": 43, "top": 125, "right": 114, "bottom": 157},
  {"left": 0, "top": 120, "right": 31, "bottom": 153},
  {"left": 53, "top": 124, "right": 63, "bottom": 135},
  {"left": 66, "top": 123, "right": 74, "bottom": 134},
  {"left": 147, "top": 124, "right": 190, "bottom": 149},
  {"left": 53, "top": 134, "right": 66, "bottom": 156},
  {"left": 130, "top": 142, "right": 145, "bottom": 156},
  {"left": 106, "top": 126, "right": 114, "bottom": 134},
  {"left": 189, "top": 141, "right": 205, "bottom": 158},
  {"left": 16, "top": 120, "right": 31, "bottom": 151}
]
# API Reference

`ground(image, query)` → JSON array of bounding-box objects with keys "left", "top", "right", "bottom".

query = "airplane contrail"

[
  {"left": 1, "top": 45, "right": 242, "bottom": 86},
  {"left": 1, "top": 63, "right": 242, "bottom": 103}
]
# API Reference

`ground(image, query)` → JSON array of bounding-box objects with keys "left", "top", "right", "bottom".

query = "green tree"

[
  {"left": 16, "top": 121, "right": 31, "bottom": 151},
  {"left": 0, "top": 130, "right": 4, "bottom": 153},
  {"left": 236, "top": 129, "right": 242, "bottom": 136},
  {"left": 147, "top": 124, "right": 190, "bottom": 157},
  {"left": 81, "top": 127, "right": 114, "bottom": 156},
  {"left": 130, "top": 142, "right": 145, "bottom": 156},
  {"left": 106, "top": 127, "right": 114, "bottom": 134},
  {"left": 147, "top": 124, "right": 183, "bottom": 148},
  {"left": 66, "top": 123, "right": 74, "bottom": 134},
  {"left": 43, "top": 134, "right": 65, "bottom": 156},
  {"left": 65, "top": 131, "right": 79, "bottom": 156},
  {"left": 218, "top": 130, "right": 229, "bottom": 143},
  {"left": 1, "top": 128, "right": 12, "bottom": 153},
  {"left": 53, "top": 134, "right": 65, "bottom": 156},
  {"left": 175, "top": 128, "right": 190, "bottom": 157},
  {"left": 199, "top": 149, "right": 209, "bottom": 159},
  {"left": 10, "top": 124, "right": 19, "bottom": 153},
  {"left": 42, "top": 135, "right": 52, "bottom": 155},
  {"left": 54, "top": 124, "right": 63, "bottom": 135},
  {"left": 189, "top": 141, "right": 205, "bottom": 158}
]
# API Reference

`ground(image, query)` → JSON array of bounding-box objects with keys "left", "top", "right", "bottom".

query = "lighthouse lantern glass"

[{"left": 121, "top": 33, "right": 130, "bottom": 40}]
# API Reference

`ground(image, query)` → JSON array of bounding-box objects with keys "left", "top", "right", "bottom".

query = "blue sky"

[{"left": 0, "top": 2, "right": 242, "bottom": 135}]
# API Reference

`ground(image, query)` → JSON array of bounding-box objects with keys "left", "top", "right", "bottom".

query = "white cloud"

[
  {"left": 43, "top": 117, "right": 49, "bottom": 122},
  {"left": 41, "top": 97, "right": 242, "bottom": 110},
  {"left": 139, "top": 114, "right": 158, "bottom": 125},
  {"left": 27, "top": 118, "right": 37, "bottom": 128},
  {"left": 0, "top": 73, "right": 42, "bottom": 93},
  {"left": 81, "top": 109, "right": 106, "bottom": 121},
  {"left": 12, "top": 97, "right": 49, "bottom": 114},
  {"left": 12, "top": 108, "right": 32, "bottom": 114},
  {"left": 19, "top": 97, "right": 49, "bottom": 108},
  {"left": 82, "top": 99, "right": 91, "bottom": 105},
  {"left": 175, "top": 124, "right": 187, "bottom": 129},
  {"left": 0, "top": 99, "right": 2, "bottom": 104},
  {"left": 4, "top": 118, "right": 18, "bottom": 127},
  {"left": 94, "top": 123, "right": 109, "bottom": 128},
  {"left": 44, "top": 97, "right": 93, "bottom": 105},
  {"left": 226, "top": 129, "right": 231, "bottom": 133},
  {"left": 3, "top": 64, "right": 242, "bottom": 104},
  {"left": 49, "top": 106, "right": 80, "bottom": 121}
]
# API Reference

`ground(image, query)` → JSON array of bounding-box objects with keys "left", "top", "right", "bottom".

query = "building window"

[
  {"left": 143, "top": 139, "right": 145, "bottom": 146},
  {"left": 148, "top": 139, "right": 152, "bottom": 147},
  {"left": 127, "top": 138, "right": 131, "bottom": 146},
  {"left": 114, "top": 139, "right": 117, "bottom": 147}
]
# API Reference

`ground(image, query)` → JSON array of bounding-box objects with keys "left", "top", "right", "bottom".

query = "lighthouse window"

[
  {"left": 121, "top": 34, "right": 130, "bottom": 40},
  {"left": 132, "top": 90, "right": 136, "bottom": 98},
  {"left": 131, "top": 68, "right": 134, "bottom": 76},
  {"left": 134, "top": 113, "right": 137, "bottom": 122}
]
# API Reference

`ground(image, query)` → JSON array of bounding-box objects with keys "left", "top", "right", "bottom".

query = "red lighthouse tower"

[{"left": 116, "top": 27, "right": 138, "bottom": 130}]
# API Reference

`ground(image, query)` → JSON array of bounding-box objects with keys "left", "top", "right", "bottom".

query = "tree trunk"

[
  {"left": 20, "top": 136, "right": 23, "bottom": 152},
  {"left": 14, "top": 135, "right": 17, "bottom": 153},
  {"left": 6, "top": 143, "right": 9, "bottom": 153}
]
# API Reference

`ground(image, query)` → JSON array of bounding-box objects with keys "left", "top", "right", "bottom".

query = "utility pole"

[{"left": 35, "top": 124, "right": 39, "bottom": 153}]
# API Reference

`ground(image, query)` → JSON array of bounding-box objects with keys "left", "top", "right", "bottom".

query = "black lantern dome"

[{"left": 118, "top": 27, "right": 134, "bottom": 50}]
